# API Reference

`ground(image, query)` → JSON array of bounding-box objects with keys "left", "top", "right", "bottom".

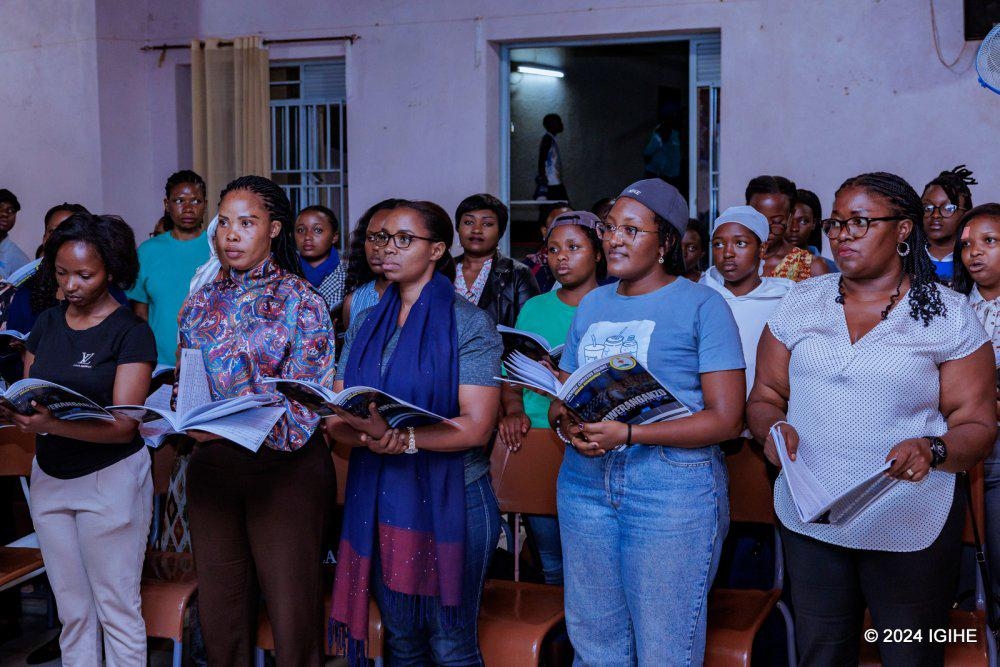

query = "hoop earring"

[
  {"left": 657, "top": 255, "right": 665, "bottom": 265},
  {"left": 896, "top": 241, "right": 911, "bottom": 257}
]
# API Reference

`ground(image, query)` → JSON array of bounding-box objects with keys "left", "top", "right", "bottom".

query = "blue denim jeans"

[
  {"left": 558, "top": 444, "right": 729, "bottom": 666},
  {"left": 525, "top": 515, "right": 563, "bottom": 585},
  {"left": 372, "top": 474, "right": 502, "bottom": 667}
]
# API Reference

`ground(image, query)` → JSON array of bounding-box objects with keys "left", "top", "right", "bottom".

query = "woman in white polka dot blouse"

[{"left": 748, "top": 172, "right": 996, "bottom": 666}]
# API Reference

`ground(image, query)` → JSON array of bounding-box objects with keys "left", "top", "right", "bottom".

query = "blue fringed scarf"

[{"left": 330, "top": 272, "right": 466, "bottom": 659}]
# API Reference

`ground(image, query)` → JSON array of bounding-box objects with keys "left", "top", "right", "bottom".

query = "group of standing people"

[{"left": 0, "top": 159, "right": 997, "bottom": 667}]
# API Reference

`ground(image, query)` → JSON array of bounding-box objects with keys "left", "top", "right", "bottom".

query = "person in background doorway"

[
  {"left": 294, "top": 204, "right": 341, "bottom": 310},
  {"left": 642, "top": 106, "right": 682, "bottom": 190},
  {"left": 682, "top": 219, "right": 708, "bottom": 283},
  {"left": 127, "top": 170, "right": 210, "bottom": 366},
  {"left": 535, "top": 113, "right": 568, "bottom": 229},
  {"left": 0, "top": 189, "right": 32, "bottom": 279},
  {"left": 748, "top": 175, "right": 828, "bottom": 281},
  {"left": 922, "top": 165, "right": 977, "bottom": 286},
  {"left": 454, "top": 193, "right": 539, "bottom": 327},
  {"left": 522, "top": 204, "right": 571, "bottom": 293}
]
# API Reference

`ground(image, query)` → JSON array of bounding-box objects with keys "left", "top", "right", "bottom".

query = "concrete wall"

[{"left": 1, "top": 0, "right": 997, "bottom": 254}]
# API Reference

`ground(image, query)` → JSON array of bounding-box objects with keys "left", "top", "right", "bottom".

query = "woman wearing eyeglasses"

[
  {"left": 748, "top": 172, "right": 995, "bottom": 666},
  {"left": 327, "top": 200, "right": 502, "bottom": 665},
  {"left": 748, "top": 175, "right": 829, "bottom": 282},
  {"left": 549, "top": 179, "right": 746, "bottom": 665},
  {"left": 921, "top": 165, "right": 977, "bottom": 286}
]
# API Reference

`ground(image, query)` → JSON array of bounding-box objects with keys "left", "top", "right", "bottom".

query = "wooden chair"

[
  {"left": 479, "top": 428, "right": 566, "bottom": 666},
  {"left": 141, "top": 439, "right": 198, "bottom": 667},
  {"left": 706, "top": 440, "right": 796, "bottom": 667},
  {"left": 858, "top": 465, "right": 997, "bottom": 667},
  {"left": 0, "top": 429, "right": 44, "bottom": 592}
]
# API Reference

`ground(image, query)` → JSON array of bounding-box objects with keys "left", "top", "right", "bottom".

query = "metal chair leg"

[
  {"left": 776, "top": 600, "right": 797, "bottom": 667},
  {"left": 172, "top": 640, "right": 183, "bottom": 667}
]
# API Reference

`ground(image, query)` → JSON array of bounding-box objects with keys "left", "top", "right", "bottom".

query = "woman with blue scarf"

[{"left": 326, "top": 200, "right": 503, "bottom": 665}]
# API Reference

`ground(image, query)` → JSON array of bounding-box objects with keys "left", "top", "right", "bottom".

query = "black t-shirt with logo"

[{"left": 25, "top": 304, "right": 156, "bottom": 479}]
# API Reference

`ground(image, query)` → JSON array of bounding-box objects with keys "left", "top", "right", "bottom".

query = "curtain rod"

[{"left": 140, "top": 34, "right": 360, "bottom": 52}]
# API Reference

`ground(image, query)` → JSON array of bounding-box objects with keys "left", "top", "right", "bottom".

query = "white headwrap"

[
  {"left": 710, "top": 205, "right": 770, "bottom": 244},
  {"left": 188, "top": 215, "right": 221, "bottom": 295}
]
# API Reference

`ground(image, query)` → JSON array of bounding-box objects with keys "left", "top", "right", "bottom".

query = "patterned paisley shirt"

[{"left": 178, "top": 256, "right": 335, "bottom": 452}]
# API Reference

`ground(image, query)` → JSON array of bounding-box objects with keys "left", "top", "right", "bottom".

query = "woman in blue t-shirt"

[
  {"left": 0, "top": 213, "right": 156, "bottom": 665},
  {"left": 550, "top": 179, "right": 746, "bottom": 665}
]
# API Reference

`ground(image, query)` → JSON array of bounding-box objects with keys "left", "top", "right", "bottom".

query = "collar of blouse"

[{"left": 224, "top": 255, "right": 281, "bottom": 290}]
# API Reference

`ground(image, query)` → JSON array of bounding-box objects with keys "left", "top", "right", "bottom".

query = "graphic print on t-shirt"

[
  {"left": 74, "top": 352, "right": 95, "bottom": 369},
  {"left": 577, "top": 320, "right": 656, "bottom": 368}
]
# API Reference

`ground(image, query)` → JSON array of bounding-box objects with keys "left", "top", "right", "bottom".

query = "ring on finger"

[{"left": 906, "top": 468, "right": 915, "bottom": 478}]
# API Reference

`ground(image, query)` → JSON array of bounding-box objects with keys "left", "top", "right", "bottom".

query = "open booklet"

[
  {"left": 0, "top": 379, "right": 115, "bottom": 423},
  {"left": 771, "top": 424, "right": 899, "bottom": 525},
  {"left": 110, "top": 348, "right": 284, "bottom": 452},
  {"left": 262, "top": 378, "right": 458, "bottom": 428},
  {"left": 501, "top": 351, "right": 691, "bottom": 425},
  {"left": 497, "top": 325, "right": 565, "bottom": 364}
]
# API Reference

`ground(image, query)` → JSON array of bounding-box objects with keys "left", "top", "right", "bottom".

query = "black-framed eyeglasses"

[
  {"left": 923, "top": 203, "right": 964, "bottom": 218},
  {"left": 595, "top": 221, "right": 658, "bottom": 242},
  {"left": 370, "top": 230, "right": 438, "bottom": 249},
  {"left": 820, "top": 216, "right": 905, "bottom": 239}
]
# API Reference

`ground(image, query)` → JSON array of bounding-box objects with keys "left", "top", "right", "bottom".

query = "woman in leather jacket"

[{"left": 453, "top": 193, "right": 539, "bottom": 327}]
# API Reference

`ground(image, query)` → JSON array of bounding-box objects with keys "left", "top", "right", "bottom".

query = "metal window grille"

[{"left": 270, "top": 61, "right": 348, "bottom": 250}]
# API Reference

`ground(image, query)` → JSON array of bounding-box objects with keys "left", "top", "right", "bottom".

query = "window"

[{"left": 270, "top": 61, "right": 347, "bottom": 249}]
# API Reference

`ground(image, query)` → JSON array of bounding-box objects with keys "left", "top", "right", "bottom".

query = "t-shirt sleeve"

[
  {"left": 558, "top": 309, "right": 582, "bottom": 375},
  {"left": 116, "top": 319, "right": 158, "bottom": 365},
  {"left": 334, "top": 308, "right": 369, "bottom": 382},
  {"left": 125, "top": 247, "right": 150, "bottom": 304},
  {"left": 23, "top": 308, "right": 51, "bottom": 355},
  {"left": 458, "top": 305, "right": 502, "bottom": 387},
  {"left": 766, "top": 284, "right": 801, "bottom": 348},
  {"left": 937, "top": 297, "right": 990, "bottom": 364},
  {"left": 696, "top": 291, "right": 746, "bottom": 373}
]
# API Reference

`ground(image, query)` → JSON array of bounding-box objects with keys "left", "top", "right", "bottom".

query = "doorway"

[{"left": 499, "top": 34, "right": 720, "bottom": 257}]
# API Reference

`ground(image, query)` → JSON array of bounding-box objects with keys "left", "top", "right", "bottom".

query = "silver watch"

[{"left": 404, "top": 426, "right": 418, "bottom": 454}]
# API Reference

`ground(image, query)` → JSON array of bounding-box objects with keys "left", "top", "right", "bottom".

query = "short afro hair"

[{"left": 42, "top": 213, "right": 140, "bottom": 291}]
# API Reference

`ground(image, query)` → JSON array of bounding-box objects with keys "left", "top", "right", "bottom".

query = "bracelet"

[
  {"left": 404, "top": 426, "right": 418, "bottom": 454},
  {"left": 626, "top": 423, "right": 632, "bottom": 447},
  {"left": 555, "top": 425, "right": 573, "bottom": 446}
]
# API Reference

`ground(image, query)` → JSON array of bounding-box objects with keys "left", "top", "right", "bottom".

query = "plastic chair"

[
  {"left": 706, "top": 440, "right": 796, "bottom": 667},
  {"left": 858, "top": 465, "right": 997, "bottom": 667},
  {"left": 0, "top": 430, "right": 44, "bottom": 593},
  {"left": 479, "top": 428, "right": 566, "bottom": 666}
]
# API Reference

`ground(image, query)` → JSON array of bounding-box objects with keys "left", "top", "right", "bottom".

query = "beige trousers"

[{"left": 30, "top": 447, "right": 152, "bottom": 667}]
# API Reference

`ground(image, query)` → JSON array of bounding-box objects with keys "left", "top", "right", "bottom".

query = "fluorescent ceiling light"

[{"left": 516, "top": 64, "right": 564, "bottom": 78}]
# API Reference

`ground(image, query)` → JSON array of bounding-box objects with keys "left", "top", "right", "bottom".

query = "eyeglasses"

[
  {"left": 923, "top": 203, "right": 964, "bottom": 218},
  {"left": 595, "top": 222, "right": 658, "bottom": 242},
  {"left": 169, "top": 198, "right": 204, "bottom": 207},
  {"left": 369, "top": 230, "right": 438, "bottom": 249},
  {"left": 820, "top": 216, "right": 905, "bottom": 239}
]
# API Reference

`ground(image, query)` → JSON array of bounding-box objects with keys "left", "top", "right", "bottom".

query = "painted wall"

[{"left": 2, "top": 0, "right": 998, "bottom": 255}]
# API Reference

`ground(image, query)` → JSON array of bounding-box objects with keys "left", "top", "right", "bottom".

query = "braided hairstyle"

[
  {"left": 924, "top": 165, "right": 977, "bottom": 210},
  {"left": 218, "top": 175, "right": 300, "bottom": 276},
  {"left": 836, "top": 172, "right": 945, "bottom": 326}
]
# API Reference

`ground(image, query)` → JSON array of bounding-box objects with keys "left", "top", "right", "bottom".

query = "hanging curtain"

[{"left": 191, "top": 36, "right": 271, "bottom": 213}]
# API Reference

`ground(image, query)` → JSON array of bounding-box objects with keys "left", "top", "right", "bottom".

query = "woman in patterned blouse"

[
  {"left": 178, "top": 175, "right": 336, "bottom": 666},
  {"left": 749, "top": 175, "right": 828, "bottom": 282}
]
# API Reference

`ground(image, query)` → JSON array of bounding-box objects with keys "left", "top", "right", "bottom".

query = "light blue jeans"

[{"left": 557, "top": 444, "right": 729, "bottom": 666}]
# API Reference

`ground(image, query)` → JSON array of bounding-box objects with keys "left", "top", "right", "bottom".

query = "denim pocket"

[{"left": 657, "top": 445, "right": 712, "bottom": 468}]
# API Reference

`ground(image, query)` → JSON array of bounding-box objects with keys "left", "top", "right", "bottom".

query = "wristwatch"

[
  {"left": 925, "top": 436, "right": 947, "bottom": 469},
  {"left": 405, "top": 427, "right": 418, "bottom": 455}
]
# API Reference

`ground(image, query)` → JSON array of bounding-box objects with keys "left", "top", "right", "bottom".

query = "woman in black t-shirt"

[{"left": 0, "top": 213, "right": 156, "bottom": 665}]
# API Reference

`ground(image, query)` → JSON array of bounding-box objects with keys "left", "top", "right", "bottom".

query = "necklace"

[{"left": 836, "top": 273, "right": 905, "bottom": 321}]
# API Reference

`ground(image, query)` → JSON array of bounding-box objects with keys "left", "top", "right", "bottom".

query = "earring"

[
  {"left": 657, "top": 255, "right": 665, "bottom": 264},
  {"left": 896, "top": 241, "right": 911, "bottom": 257}
]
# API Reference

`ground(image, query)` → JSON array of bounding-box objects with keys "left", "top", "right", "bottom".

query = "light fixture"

[{"left": 515, "top": 64, "right": 564, "bottom": 78}]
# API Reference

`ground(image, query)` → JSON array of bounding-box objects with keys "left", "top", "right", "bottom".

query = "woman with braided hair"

[
  {"left": 922, "top": 165, "right": 977, "bottom": 285},
  {"left": 748, "top": 172, "right": 996, "bottom": 666},
  {"left": 178, "top": 175, "right": 336, "bottom": 665}
]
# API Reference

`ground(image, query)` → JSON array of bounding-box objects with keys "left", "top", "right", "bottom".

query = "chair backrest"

[
  {"left": 0, "top": 429, "right": 35, "bottom": 478},
  {"left": 726, "top": 440, "right": 776, "bottom": 525},
  {"left": 489, "top": 428, "right": 564, "bottom": 516}
]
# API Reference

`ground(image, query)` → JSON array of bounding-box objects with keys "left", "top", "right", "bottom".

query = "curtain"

[{"left": 191, "top": 36, "right": 271, "bottom": 213}]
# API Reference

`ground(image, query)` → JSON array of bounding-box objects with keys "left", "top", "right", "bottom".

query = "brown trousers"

[{"left": 187, "top": 432, "right": 334, "bottom": 667}]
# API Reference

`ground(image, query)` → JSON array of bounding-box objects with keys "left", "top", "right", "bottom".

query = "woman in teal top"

[{"left": 498, "top": 210, "right": 605, "bottom": 585}]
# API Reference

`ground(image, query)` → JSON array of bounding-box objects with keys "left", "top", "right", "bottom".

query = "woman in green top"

[{"left": 498, "top": 210, "right": 606, "bottom": 585}]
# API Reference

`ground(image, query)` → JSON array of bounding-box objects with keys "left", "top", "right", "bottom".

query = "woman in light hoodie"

[{"left": 700, "top": 205, "right": 794, "bottom": 397}]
